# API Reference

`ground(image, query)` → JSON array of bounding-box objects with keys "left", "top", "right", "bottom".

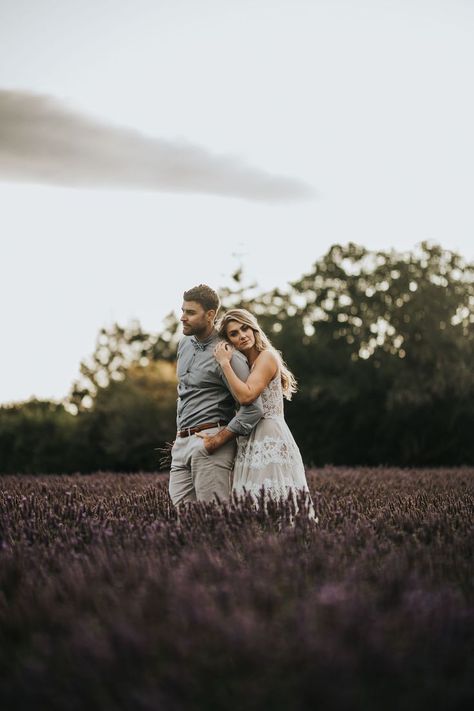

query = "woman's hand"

[{"left": 214, "top": 341, "right": 234, "bottom": 366}]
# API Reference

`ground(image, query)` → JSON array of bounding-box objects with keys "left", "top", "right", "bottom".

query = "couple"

[{"left": 169, "top": 284, "right": 316, "bottom": 520}]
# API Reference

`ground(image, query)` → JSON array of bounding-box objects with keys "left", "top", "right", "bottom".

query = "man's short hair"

[{"left": 183, "top": 284, "right": 220, "bottom": 313}]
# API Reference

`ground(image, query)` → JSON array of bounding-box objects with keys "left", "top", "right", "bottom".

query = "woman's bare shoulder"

[{"left": 254, "top": 350, "right": 279, "bottom": 374}]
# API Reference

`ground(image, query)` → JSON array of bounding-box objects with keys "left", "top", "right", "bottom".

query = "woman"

[{"left": 213, "top": 308, "right": 317, "bottom": 521}]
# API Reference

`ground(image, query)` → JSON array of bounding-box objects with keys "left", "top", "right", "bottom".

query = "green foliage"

[
  {"left": 85, "top": 361, "right": 177, "bottom": 471},
  {"left": 1, "top": 241, "right": 473, "bottom": 472},
  {"left": 292, "top": 241, "right": 474, "bottom": 406},
  {"left": 217, "top": 241, "right": 474, "bottom": 465},
  {"left": 281, "top": 241, "right": 474, "bottom": 465},
  {"left": 0, "top": 400, "right": 80, "bottom": 474},
  {"left": 69, "top": 313, "right": 180, "bottom": 413},
  {"left": 0, "top": 362, "right": 177, "bottom": 474}
]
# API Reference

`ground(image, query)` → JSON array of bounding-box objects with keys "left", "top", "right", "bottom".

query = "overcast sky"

[{"left": 1, "top": 0, "right": 473, "bottom": 405}]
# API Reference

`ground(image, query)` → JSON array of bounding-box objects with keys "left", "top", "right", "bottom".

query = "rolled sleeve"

[{"left": 222, "top": 352, "right": 264, "bottom": 435}]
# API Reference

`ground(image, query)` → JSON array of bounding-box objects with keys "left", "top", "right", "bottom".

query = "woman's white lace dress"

[{"left": 232, "top": 371, "right": 317, "bottom": 520}]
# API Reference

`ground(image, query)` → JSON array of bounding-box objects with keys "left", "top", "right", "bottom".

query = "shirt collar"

[{"left": 190, "top": 331, "right": 217, "bottom": 351}]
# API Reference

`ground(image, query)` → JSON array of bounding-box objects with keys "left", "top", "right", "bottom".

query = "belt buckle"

[{"left": 187, "top": 427, "right": 192, "bottom": 437}]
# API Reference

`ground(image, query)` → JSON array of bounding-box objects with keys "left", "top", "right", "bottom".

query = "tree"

[
  {"left": 0, "top": 400, "right": 80, "bottom": 474},
  {"left": 292, "top": 241, "right": 474, "bottom": 406},
  {"left": 275, "top": 241, "right": 474, "bottom": 464},
  {"left": 3, "top": 241, "right": 474, "bottom": 472},
  {"left": 68, "top": 313, "right": 180, "bottom": 413},
  {"left": 86, "top": 360, "right": 178, "bottom": 471}
]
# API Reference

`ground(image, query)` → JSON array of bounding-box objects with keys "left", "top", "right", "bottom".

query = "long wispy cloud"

[{"left": 0, "top": 90, "right": 314, "bottom": 202}]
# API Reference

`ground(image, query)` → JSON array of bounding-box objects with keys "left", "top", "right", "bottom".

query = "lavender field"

[{"left": 1, "top": 468, "right": 473, "bottom": 711}]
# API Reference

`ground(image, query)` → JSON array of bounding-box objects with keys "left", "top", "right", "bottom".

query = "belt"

[{"left": 177, "top": 421, "right": 229, "bottom": 438}]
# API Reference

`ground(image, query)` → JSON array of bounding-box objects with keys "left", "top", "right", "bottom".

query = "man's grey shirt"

[{"left": 176, "top": 331, "right": 263, "bottom": 436}]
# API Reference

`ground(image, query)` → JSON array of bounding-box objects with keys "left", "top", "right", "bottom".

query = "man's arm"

[{"left": 196, "top": 426, "right": 237, "bottom": 454}]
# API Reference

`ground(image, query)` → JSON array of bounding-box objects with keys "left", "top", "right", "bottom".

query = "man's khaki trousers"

[{"left": 169, "top": 426, "right": 236, "bottom": 506}]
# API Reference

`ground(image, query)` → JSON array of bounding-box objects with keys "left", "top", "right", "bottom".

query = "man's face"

[{"left": 181, "top": 300, "right": 214, "bottom": 336}]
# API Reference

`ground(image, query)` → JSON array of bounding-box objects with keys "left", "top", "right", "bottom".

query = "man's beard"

[{"left": 183, "top": 322, "right": 209, "bottom": 337}]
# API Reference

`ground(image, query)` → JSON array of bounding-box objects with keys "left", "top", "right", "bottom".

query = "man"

[{"left": 169, "top": 284, "right": 263, "bottom": 506}]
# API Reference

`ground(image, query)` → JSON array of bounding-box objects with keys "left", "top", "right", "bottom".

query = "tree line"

[{"left": 1, "top": 241, "right": 473, "bottom": 473}]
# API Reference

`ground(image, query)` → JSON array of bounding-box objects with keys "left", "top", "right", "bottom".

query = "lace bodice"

[{"left": 261, "top": 373, "right": 284, "bottom": 419}]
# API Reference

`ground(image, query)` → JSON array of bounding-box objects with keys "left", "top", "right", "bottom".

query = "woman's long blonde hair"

[{"left": 217, "top": 308, "right": 297, "bottom": 401}]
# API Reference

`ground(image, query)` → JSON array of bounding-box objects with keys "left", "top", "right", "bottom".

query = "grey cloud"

[{"left": 0, "top": 90, "right": 314, "bottom": 202}]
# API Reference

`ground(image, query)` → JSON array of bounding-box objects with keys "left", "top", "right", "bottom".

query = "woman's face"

[{"left": 225, "top": 320, "right": 256, "bottom": 352}]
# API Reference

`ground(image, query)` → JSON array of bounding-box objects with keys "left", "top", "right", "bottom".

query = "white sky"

[{"left": 1, "top": 0, "right": 473, "bottom": 405}]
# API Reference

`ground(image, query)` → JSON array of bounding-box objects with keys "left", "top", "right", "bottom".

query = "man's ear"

[{"left": 207, "top": 309, "right": 217, "bottom": 324}]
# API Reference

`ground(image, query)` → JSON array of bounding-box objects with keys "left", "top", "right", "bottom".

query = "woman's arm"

[{"left": 215, "top": 345, "right": 278, "bottom": 405}]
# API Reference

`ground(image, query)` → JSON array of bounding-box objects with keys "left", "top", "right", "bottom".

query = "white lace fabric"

[
  {"left": 259, "top": 374, "right": 285, "bottom": 419},
  {"left": 232, "top": 371, "right": 317, "bottom": 521},
  {"left": 235, "top": 435, "right": 301, "bottom": 471}
]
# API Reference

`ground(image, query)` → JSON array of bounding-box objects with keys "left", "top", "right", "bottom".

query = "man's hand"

[{"left": 196, "top": 427, "right": 236, "bottom": 454}]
